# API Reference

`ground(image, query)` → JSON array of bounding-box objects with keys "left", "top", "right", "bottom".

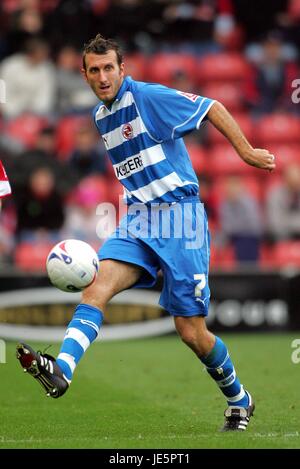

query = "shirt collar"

[
  {"left": 99, "top": 76, "right": 131, "bottom": 112},
  {"left": 115, "top": 75, "right": 131, "bottom": 102}
]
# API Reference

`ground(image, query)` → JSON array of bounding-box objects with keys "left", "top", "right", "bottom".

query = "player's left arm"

[{"left": 207, "top": 101, "right": 276, "bottom": 171}]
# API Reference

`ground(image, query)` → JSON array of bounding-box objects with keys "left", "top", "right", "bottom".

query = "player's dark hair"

[{"left": 82, "top": 34, "right": 123, "bottom": 70}]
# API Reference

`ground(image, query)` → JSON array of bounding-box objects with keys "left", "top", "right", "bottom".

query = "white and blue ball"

[{"left": 46, "top": 239, "right": 99, "bottom": 292}]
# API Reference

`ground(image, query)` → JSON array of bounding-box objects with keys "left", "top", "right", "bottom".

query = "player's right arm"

[{"left": 207, "top": 101, "right": 276, "bottom": 172}]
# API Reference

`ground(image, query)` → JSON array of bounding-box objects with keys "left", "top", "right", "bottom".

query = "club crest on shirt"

[{"left": 122, "top": 123, "right": 134, "bottom": 140}]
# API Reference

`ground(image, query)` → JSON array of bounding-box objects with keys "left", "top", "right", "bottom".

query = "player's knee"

[
  {"left": 176, "top": 322, "right": 215, "bottom": 356},
  {"left": 178, "top": 326, "right": 198, "bottom": 349},
  {"left": 82, "top": 280, "right": 114, "bottom": 311}
]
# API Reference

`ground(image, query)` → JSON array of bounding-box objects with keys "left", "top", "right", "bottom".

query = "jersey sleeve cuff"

[{"left": 196, "top": 99, "right": 216, "bottom": 129}]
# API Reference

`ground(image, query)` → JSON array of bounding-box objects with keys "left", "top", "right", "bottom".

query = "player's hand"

[{"left": 241, "top": 148, "right": 276, "bottom": 172}]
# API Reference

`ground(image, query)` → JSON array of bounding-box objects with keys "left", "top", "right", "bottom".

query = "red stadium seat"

[
  {"left": 272, "top": 241, "right": 300, "bottom": 268},
  {"left": 186, "top": 143, "right": 207, "bottom": 175},
  {"left": 201, "top": 82, "right": 245, "bottom": 113},
  {"left": 107, "top": 178, "right": 124, "bottom": 208},
  {"left": 209, "top": 144, "right": 256, "bottom": 176},
  {"left": 56, "top": 115, "right": 91, "bottom": 159},
  {"left": 5, "top": 114, "right": 49, "bottom": 149},
  {"left": 15, "top": 242, "right": 53, "bottom": 272},
  {"left": 124, "top": 54, "right": 147, "bottom": 81},
  {"left": 259, "top": 243, "right": 276, "bottom": 269},
  {"left": 90, "top": 0, "right": 110, "bottom": 15},
  {"left": 288, "top": 0, "right": 300, "bottom": 19},
  {"left": 209, "top": 244, "right": 218, "bottom": 269},
  {"left": 210, "top": 244, "right": 236, "bottom": 271},
  {"left": 147, "top": 53, "right": 198, "bottom": 87},
  {"left": 256, "top": 114, "right": 300, "bottom": 145},
  {"left": 3, "top": 0, "right": 59, "bottom": 13},
  {"left": 2, "top": 0, "right": 20, "bottom": 13},
  {"left": 207, "top": 112, "right": 254, "bottom": 145},
  {"left": 197, "top": 53, "right": 250, "bottom": 84},
  {"left": 211, "top": 175, "right": 263, "bottom": 203}
]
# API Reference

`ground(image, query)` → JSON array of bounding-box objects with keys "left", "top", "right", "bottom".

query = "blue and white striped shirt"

[{"left": 93, "top": 76, "right": 215, "bottom": 205}]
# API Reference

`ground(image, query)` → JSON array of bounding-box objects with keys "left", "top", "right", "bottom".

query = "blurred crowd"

[{"left": 0, "top": 0, "right": 300, "bottom": 271}]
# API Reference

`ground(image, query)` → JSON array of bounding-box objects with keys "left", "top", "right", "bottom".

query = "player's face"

[{"left": 82, "top": 50, "right": 124, "bottom": 105}]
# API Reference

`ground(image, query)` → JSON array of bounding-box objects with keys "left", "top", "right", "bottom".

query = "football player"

[{"left": 17, "top": 34, "right": 276, "bottom": 431}]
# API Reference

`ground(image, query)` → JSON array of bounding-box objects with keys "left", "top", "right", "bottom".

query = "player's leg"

[
  {"left": 17, "top": 222, "right": 159, "bottom": 398},
  {"left": 16, "top": 260, "right": 143, "bottom": 397},
  {"left": 173, "top": 315, "right": 214, "bottom": 357},
  {"left": 174, "top": 315, "right": 251, "bottom": 404},
  {"left": 154, "top": 199, "right": 254, "bottom": 430},
  {"left": 55, "top": 259, "right": 143, "bottom": 383},
  {"left": 174, "top": 315, "right": 255, "bottom": 431}
]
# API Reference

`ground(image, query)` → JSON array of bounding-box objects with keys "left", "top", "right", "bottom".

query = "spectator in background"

[
  {"left": 266, "top": 164, "right": 300, "bottom": 241},
  {"left": 68, "top": 122, "right": 107, "bottom": 181},
  {"left": 276, "top": 0, "right": 300, "bottom": 57},
  {"left": 219, "top": 176, "right": 263, "bottom": 263},
  {"left": 101, "top": 0, "right": 160, "bottom": 53},
  {"left": 162, "top": 0, "right": 216, "bottom": 54},
  {"left": 213, "top": 7, "right": 244, "bottom": 51},
  {"left": 169, "top": 69, "right": 198, "bottom": 94},
  {"left": 55, "top": 45, "right": 98, "bottom": 115},
  {"left": 62, "top": 176, "right": 113, "bottom": 247},
  {"left": 245, "top": 31, "right": 298, "bottom": 114},
  {"left": 11, "top": 125, "right": 75, "bottom": 195},
  {"left": 13, "top": 166, "right": 64, "bottom": 242},
  {"left": 4, "top": 0, "right": 45, "bottom": 55},
  {"left": 0, "top": 37, "right": 56, "bottom": 119},
  {"left": 44, "top": 0, "right": 99, "bottom": 51}
]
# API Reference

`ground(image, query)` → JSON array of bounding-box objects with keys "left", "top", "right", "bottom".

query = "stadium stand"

[
  {"left": 147, "top": 53, "right": 198, "bottom": 87},
  {"left": 15, "top": 241, "right": 53, "bottom": 272},
  {"left": 264, "top": 144, "right": 300, "bottom": 172},
  {"left": 0, "top": 0, "right": 299, "bottom": 271},
  {"left": 256, "top": 113, "right": 300, "bottom": 145},
  {"left": 197, "top": 52, "right": 250, "bottom": 84},
  {"left": 208, "top": 144, "right": 258, "bottom": 176},
  {"left": 56, "top": 115, "right": 91, "bottom": 160},
  {"left": 186, "top": 143, "right": 207, "bottom": 175},
  {"left": 272, "top": 241, "right": 300, "bottom": 268},
  {"left": 207, "top": 112, "right": 254, "bottom": 145},
  {"left": 200, "top": 82, "right": 245, "bottom": 112},
  {"left": 4, "top": 114, "right": 50, "bottom": 149},
  {"left": 123, "top": 54, "right": 147, "bottom": 82}
]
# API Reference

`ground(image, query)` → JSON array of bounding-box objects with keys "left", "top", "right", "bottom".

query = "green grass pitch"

[{"left": 1, "top": 333, "right": 299, "bottom": 449}]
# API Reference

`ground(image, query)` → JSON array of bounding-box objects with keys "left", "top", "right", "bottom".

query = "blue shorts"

[{"left": 99, "top": 196, "right": 211, "bottom": 316}]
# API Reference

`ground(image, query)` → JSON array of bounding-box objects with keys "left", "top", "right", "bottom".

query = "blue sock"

[
  {"left": 200, "top": 336, "right": 249, "bottom": 407},
  {"left": 56, "top": 304, "right": 103, "bottom": 382}
]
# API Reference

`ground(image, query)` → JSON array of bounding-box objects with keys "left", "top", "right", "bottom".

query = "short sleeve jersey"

[{"left": 93, "top": 76, "right": 215, "bottom": 204}]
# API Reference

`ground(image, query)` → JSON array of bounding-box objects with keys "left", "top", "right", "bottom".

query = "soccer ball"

[{"left": 46, "top": 239, "right": 99, "bottom": 292}]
